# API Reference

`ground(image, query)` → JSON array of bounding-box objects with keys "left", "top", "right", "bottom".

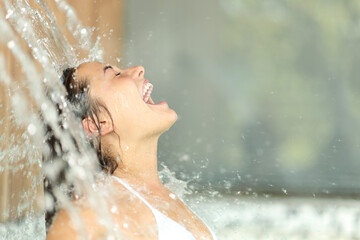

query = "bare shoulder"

[
  {"left": 46, "top": 207, "right": 107, "bottom": 240},
  {"left": 109, "top": 182, "right": 159, "bottom": 239},
  {"left": 46, "top": 208, "right": 78, "bottom": 240},
  {"left": 46, "top": 192, "right": 157, "bottom": 240}
]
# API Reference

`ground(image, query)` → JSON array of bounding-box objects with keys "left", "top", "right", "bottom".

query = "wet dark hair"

[
  {"left": 44, "top": 66, "right": 118, "bottom": 230},
  {"left": 61, "top": 67, "right": 118, "bottom": 173}
]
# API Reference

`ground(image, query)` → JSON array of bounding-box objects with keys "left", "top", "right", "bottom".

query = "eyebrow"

[{"left": 103, "top": 65, "right": 113, "bottom": 74}]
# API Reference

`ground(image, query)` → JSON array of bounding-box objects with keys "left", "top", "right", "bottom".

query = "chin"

[
  {"left": 168, "top": 108, "right": 178, "bottom": 125},
  {"left": 159, "top": 109, "right": 178, "bottom": 133},
  {"left": 142, "top": 107, "right": 177, "bottom": 137}
]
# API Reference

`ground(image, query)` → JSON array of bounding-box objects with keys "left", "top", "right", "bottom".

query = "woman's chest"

[{"left": 146, "top": 192, "right": 213, "bottom": 240}]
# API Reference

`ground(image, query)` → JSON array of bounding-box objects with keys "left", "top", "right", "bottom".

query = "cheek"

[
  {"left": 105, "top": 82, "right": 140, "bottom": 108},
  {"left": 105, "top": 88, "right": 144, "bottom": 122},
  {"left": 106, "top": 92, "right": 135, "bottom": 116},
  {"left": 116, "top": 93, "right": 130, "bottom": 110}
]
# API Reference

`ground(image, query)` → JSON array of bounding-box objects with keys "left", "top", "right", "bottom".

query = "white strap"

[
  {"left": 112, "top": 176, "right": 154, "bottom": 210},
  {"left": 112, "top": 176, "right": 212, "bottom": 240}
]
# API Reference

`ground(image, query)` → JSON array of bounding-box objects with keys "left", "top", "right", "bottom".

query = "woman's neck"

[{"left": 111, "top": 136, "right": 163, "bottom": 188}]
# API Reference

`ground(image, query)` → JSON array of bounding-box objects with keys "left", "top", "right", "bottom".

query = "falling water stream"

[
  {"left": 0, "top": 0, "right": 121, "bottom": 239},
  {"left": 1, "top": 1, "right": 360, "bottom": 240}
]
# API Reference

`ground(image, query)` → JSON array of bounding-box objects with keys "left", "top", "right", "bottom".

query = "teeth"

[{"left": 142, "top": 82, "right": 153, "bottom": 103}]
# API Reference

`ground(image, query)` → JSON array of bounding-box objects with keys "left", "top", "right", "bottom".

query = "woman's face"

[{"left": 76, "top": 62, "right": 177, "bottom": 141}]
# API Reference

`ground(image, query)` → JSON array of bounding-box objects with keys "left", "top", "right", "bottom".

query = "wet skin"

[{"left": 47, "top": 62, "right": 214, "bottom": 240}]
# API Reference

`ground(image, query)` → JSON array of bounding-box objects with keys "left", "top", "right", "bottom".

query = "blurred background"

[
  {"left": 124, "top": 0, "right": 360, "bottom": 196},
  {"left": 1, "top": 0, "right": 360, "bottom": 239},
  {"left": 122, "top": 1, "right": 360, "bottom": 238}
]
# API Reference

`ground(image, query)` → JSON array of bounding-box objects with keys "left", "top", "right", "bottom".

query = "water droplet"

[
  {"left": 224, "top": 181, "right": 232, "bottom": 189},
  {"left": 110, "top": 205, "right": 118, "bottom": 213},
  {"left": 41, "top": 103, "right": 47, "bottom": 111},
  {"left": 27, "top": 124, "right": 37, "bottom": 135},
  {"left": 179, "top": 154, "right": 190, "bottom": 162},
  {"left": 7, "top": 41, "right": 15, "bottom": 49},
  {"left": 147, "top": 31, "right": 153, "bottom": 40},
  {"left": 5, "top": 9, "right": 14, "bottom": 19}
]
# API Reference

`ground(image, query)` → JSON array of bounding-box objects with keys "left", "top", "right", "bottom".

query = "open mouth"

[{"left": 142, "top": 81, "right": 154, "bottom": 104}]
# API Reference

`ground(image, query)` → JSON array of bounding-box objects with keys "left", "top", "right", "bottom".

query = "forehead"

[{"left": 76, "top": 61, "right": 104, "bottom": 81}]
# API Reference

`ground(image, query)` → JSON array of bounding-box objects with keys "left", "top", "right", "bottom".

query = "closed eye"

[
  {"left": 104, "top": 65, "right": 113, "bottom": 72},
  {"left": 103, "top": 65, "right": 120, "bottom": 77}
]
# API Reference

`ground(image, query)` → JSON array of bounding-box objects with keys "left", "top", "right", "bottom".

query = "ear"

[{"left": 82, "top": 117, "right": 113, "bottom": 136}]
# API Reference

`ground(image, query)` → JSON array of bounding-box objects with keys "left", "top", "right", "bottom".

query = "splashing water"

[
  {"left": 2, "top": 1, "right": 360, "bottom": 240},
  {"left": 0, "top": 0, "right": 119, "bottom": 239}
]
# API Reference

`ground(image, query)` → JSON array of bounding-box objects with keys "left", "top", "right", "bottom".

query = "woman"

[{"left": 46, "top": 62, "right": 217, "bottom": 240}]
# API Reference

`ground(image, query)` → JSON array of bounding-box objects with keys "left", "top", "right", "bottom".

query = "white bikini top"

[{"left": 112, "top": 176, "right": 217, "bottom": 240}]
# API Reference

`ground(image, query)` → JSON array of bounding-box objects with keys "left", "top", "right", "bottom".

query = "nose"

[{"left": 128, "top": 66, "right": 145, "bottom": 79}]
